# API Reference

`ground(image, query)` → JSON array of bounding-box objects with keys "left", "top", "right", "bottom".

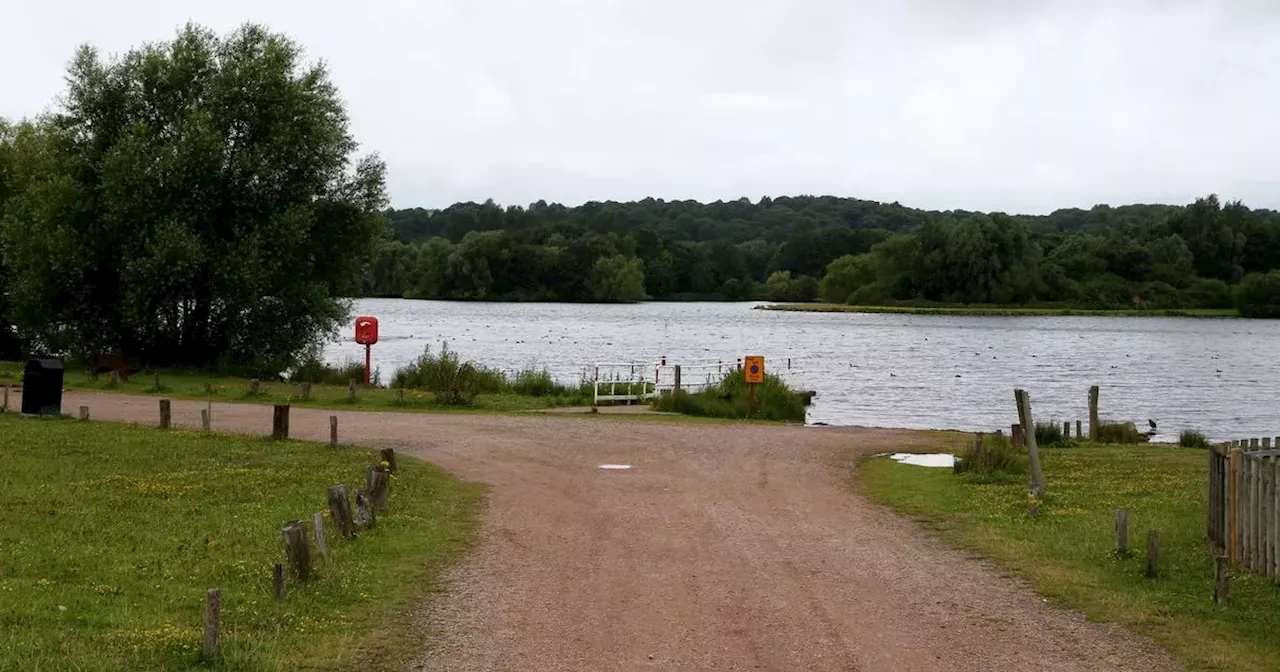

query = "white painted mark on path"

[{"left": 598, "top": 464, "right": 633, "bottom": 470}]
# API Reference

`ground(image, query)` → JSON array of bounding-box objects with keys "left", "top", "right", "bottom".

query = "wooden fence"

[{"left": 1208, "top": 438, "right": 1280, "bottom": 582}]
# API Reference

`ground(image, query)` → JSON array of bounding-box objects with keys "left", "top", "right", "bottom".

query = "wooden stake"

[
  {"left": 674, "top": 365, "right": 683, "bottom": 394},
  {"left": 1076, "top": 420, "right": 1083, "bottom": 440},
  {"left": 379, "top": 448, "right": 397, "bottom": 474},
  {"left": 204, "top": 588, "right": 220, "bottom": 659},
  {"left": 329, "top": 415, "right": 338, "bottom": 448},
  {"left": 273, "top": 563, "right": 285, "bottom": 599},
  {"left": 313, "top": 512, "right": 329, "bottom": 558},
  {"left": 354, "top": 490, "right": 375, "bottom": 529},
  {"left": 281, "top": 520, "right": 311, "bottom": 581},
  {"left": 298, "top": 381, "right": 311, "bottom": 400},
  {"left": 1011, "top": 423, "right": 1024, "bottom": 447},
  {"left": 347, "top": 379, "right": 356, "bottom": 401},
  {"left": 1064, "top": 421, "right": 1071, "bottom": 439},
  {"left": 159, "top": 399, "right": 172, "bottom": 429},
  {"left": 1114, "top": 508, "right": 1129, "bottom": 556},
  {"left": 272, "top": 404, "right": 290, "bottom": 440},
  {"left": 1014, "top": 389, "right": 1045, "bottom": 497},
  {"left": 249, "top": 378, "right": 260, "bottom": 395},
  {"left": 79, "top": 406, "right": 89, "bottom": 421},
  {"left": 367, "top": 465, "right": 390, "bottom": 513},
  {"left": 200, "top": 409, "right": 211, "bottom": 431},
  {"left": 1146, "top": 530, "right": 1160, "bottom": 577},
  {"left": 1088, "top": 386, "right": 1100, "bottom": 441},
  {"left": 327, "top": 485, "right": 356, "bottom": 539}
]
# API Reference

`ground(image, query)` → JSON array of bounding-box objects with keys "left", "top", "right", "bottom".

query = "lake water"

[{"left": 324, "top": 299, "right": 1280, "bottom": 441}]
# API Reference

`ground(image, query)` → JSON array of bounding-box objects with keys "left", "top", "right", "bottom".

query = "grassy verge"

[
  {"left": 858, "top": 443, "right": 1280, "bottom": 671},
  {"left": 650, "top": 370, "right": 806, "bottom": 422},
  {"left": 0, "top": 414, "right": 484, "bottom": 670},
  {"left": 758, "top": 303, "right": 1239, "bottom": 318},
  {"left": 0, "top": 362, "right": 585, "bottom": 415}
]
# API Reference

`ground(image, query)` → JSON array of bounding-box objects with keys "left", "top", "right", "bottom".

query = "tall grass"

[
  {"left": 1034, "top": 421, "right": 1069, "bottom": 447},
  {"left": 1096, "top": 420, "right": 1150, "bottom": 444},
  {"left": 650, "top": 369, "right": 805, "bottom": 422},
  {"left": 292, "top": 352, "right": 376, "bottom": 386},
  {"left": 392, "top": 345, "right": 585, "bottom": 406},
  {"left": 953, "top": 432, "right": 1027, "bottom": 482},
  {"left": 1179, "top": 429, "right": 1211, "bottom": 449}
]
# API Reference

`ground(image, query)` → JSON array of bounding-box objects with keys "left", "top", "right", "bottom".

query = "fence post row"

[{"left": 1209, "top": 439, "right": 1280, "bottom": 583}]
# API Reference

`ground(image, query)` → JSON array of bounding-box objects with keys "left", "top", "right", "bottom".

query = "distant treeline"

[{"left": 361, "top": 195, "right": 1280, "bottom": 314}]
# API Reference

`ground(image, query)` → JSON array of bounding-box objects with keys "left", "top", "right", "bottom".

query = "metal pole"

[{"left": 364, "top": 344, "right": 371, "bottom": 385}]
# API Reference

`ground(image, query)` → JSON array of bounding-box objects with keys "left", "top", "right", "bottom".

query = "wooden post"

[
  {"left": 1014, "top": 389, "right": 1046, "bottom": 497},
  {"left": 1251, "top": 455, "right": 1260, "bottom": 572},
  {"left": 281, "top": 520, "right": 311, "bottom": 581},
  {"left": 159, "top": 399, "right": 172, "bottom": 429},
  {"left": 348, "top": 379, "right": 356, "bottom": 401},
  {"left": 1265, "top": 438, "right": 1273, "bottom": 450},
  {"left": 2, "top": 385, "right": 7, "bottom": 411},
  {"left": 1213, "top": 556, "right": 1229, "bottom": 603},
  {"left": 298, "top": 382, "right": 311, "bottom": 400},
  {"left": 1076, "top": 420, "right": 1083, "bottom": 441},
  {"left": 673, "top": 365, "right": 682, "bottom": 394},
  {"left": 1064, "top": 421, "right": 1071, "bottom": 439},
  {"left": 1011, "top": 423, "right": 1024, "bottom": 447},
  {"left": 204, "top": 588, "right": 220, "bottom": 659},
  {"left": 1251, "top": 438, "right": 1260, "bottom": 450},
  {"left": 272, "top": 404, "right": 290, "bottom": 440},
  {"left": 1231, "top": 447, "right": 1242, "bottom": 564},
  {"left": 1088, "top": 386, "right": 1100, "bottom": 441},
  {"left": 249, "top": 378, "right": 260, "bottom": 395},
  {"left": 367, "top": 465, "right": 390, "bottom": 513},
  {"left": 354, "top": 490, "right": 376, "bottom": 529},
  {"left": 327, "top": 485, "right": 355, "bottom": 539},
  {"left": 313, "top": 512, "right": 329, "bottom": 558},
  {"left": 1145, "top": 530, "right": 1159, "bottom": 577},
  {"left": 1272, "top": 458, "right": 1280, "bottom": 581},
  {"left": 79, "top": 406, "right": 89, "bottom": 421},
  {"left": 379, "top": 447, "right": 397, "bottom": 474},
  {"left": 201, "top": 409, "right": 211, "bottom": 431},
  {"left": 329, "top": 415, "right": 338, "bottom": 448},
  {"left": 109, "top": 370, "right": 120, "bottom": 387},
  {"left": 1114, "top": 508, "right": 1129, "bottom": 556},
  {"left": 273, "top": 563, "right": 285, "bottom": 599}
]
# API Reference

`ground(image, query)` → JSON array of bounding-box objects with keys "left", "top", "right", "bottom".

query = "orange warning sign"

[{"left": 744, "top": 355, "right": 765, "bottom": 384}]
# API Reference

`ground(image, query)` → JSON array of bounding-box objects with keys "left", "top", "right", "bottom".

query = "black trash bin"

[{"left": 21, "top": 359, "right": 64, "bottom": 416}]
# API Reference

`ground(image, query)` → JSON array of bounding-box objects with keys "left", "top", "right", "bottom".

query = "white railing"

[
  {"left": 592, "top": 362, "right": 657, "bottom": 404},
  {"left": 592, "top": 356, "right": 808, "bottom": 405}
]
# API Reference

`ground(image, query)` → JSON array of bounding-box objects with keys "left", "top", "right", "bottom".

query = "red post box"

[{"left": 355, "top": 316, "right": 379, "bottom": 385}]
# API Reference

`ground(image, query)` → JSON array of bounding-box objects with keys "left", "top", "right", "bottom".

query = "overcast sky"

[{"left": 3, "top": 1, "right": 1279, "bottom": 213}]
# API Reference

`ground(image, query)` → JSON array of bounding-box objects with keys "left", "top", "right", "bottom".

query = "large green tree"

[{"left": 0, "top": 24, "right": 386, "bottom": 368}]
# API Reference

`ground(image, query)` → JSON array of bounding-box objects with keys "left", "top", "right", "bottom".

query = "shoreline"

[{"left": 755, "top": 303, "right": 1240, "bottom": 318}]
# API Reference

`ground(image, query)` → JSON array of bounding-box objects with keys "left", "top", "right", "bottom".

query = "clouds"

[{"left": 2, "top": 0, "right": 1278, "bottom": 213}]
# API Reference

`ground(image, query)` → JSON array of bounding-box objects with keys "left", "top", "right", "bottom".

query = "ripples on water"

[{"left": 324, "top": 299, "right": 1280, "bottom": 441}]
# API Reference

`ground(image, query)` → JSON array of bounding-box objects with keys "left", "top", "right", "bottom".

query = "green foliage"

[
  {"left": 1096, "top": 421, "right": 1149, "bottom": 444},
  {"left": 1234, "top": 271, "right": 1280, "bottom": 318},
  {"left": 650, "top": 369, "right": 805, "bottom": 422},
  {"left": 508, "top": 368, "right": 573, "bottom": 397},
  {"left": 391, "top": 342, "right": 504, "bottom": 404},
  {"left": 1034, "top": 421, "right": 1070, "bottom": 447},
  {"left": 0, "top": 24, "right": 385, "bottom": 368},
  {"left": 590, "top": 255, "right": 646, "bottom": 302},
  {"left": 763, "top": 271, "right": 819, "bottom": 302},
  {"left": 1179, "top": 429, "right": 1211, "bottom": 449},
  {"left": 0, "top": 414, "right": 482, "bottom": 670},
  {"left": 952, "top": 432, "right": 1027, "bottom": 481},
  {"left": 291, "top": 352, "right": 376, "bottom": 386}
]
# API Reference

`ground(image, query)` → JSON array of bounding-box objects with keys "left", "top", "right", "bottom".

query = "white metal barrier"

[
  {"left": 591, "top": 356, "right": 808, "bottom": 405},
  {"left": 592, "top": 362, "right": 657, "bottom": 404}
]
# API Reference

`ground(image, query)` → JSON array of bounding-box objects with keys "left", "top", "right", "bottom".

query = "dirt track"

[{"left": 49, "top": 392, "right": 1179, "bottom": 671}]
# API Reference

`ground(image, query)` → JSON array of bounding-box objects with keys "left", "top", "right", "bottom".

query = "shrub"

[
  {"left": 510, "top": 369, "right": 560, "bottom": 397},
  {"left": 1034, "top": 421, "right": 1069, "bottom": 447},
  {"left": 1179, "top": 429, "right": 1211, "bottom": 449},
  {"left": 292, "top": 352, "right": 372, "bottom": 386},
  {"left": 1096, "top": 420, "right": 1149, "bottom": 444},
  {"left": 953, "top": 433, "right": 1027, "bottom": 481},
  {"left": 1235, "top": 271, "right": 1280, "bottom": 318},
  {"left": 650, "top": 369, "right": 805, "bottom": 422},
  {"left": 1182, "top": 278, "right": 1233, "bottom": 309},
  {"left": 393, "top": 342, "right": 494, "bottom": 405}
]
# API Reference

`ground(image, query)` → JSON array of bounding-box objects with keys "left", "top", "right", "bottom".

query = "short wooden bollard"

[
  {"left": 313, "top": 512, "right": 329, "bottom": 558},
  {"left": 379, "top": 447, "right": 397, "bottom": 474},
  {"left": 249, "top": 378, "right": 260, "bottom": 395},
  {"left": 673, "top": 365, "right": 683, "bottom": 394},
  {"left": 79, "top": 406, "right": 90, "bottom": 421},
  {"left": 298, "top": 381, "right": 311, "bottom": 400},
  {"left": 367, "top": 465, "right": 390, "bottom": 513},
  {"left": 109, "top": 370, "right": 120, "bottom": 387},
  {"left": 1213, "top": 555, "right": 1229, "bottom": 603},
  {"left": 271, "top": 404, "right": 290, "bottom": 440},
  {"left": 329, "top": 415, "right": 338, "bottom": 448},
  {"left": 1076, "top": 420, "right": 1083, "bottom": 441},
  {"left": 273, "top": 563, "right": 285, "bottom": 599},
  {"left": 347, "top": 379, "right": 356, "bottom": 401},
  {"left": 327, "top": 485, "right": 356, "bottom": 539},
  {"left": 354, "top": 490, "right": 375, "bottom": 529},
  {"left": 1011, "top": 423, "right": 1024, "bottom": 447},
  {"left": 204, "top": 588, "right": 220, "bottom": 659},
  {"left": 1064, "top": 421, "right": 1070, "bottom": 439},
  {"left": 1146, "top": 530, "right": 1160, "bottom": 577},
  {"left": 1114, "top": 509, "right": 1129, "bottom": 556},
  {"left": 201, "top": 409, "right": 211, "bottom": 431},
  {"left": 1088, "top": 386, "right": 1100, "bottom": 441},
  {"left": 159, "top": 399, "right": 172, "bottom": 429},
  {"left": 281, "top": 520, "right": 311, "bottom": 581}
]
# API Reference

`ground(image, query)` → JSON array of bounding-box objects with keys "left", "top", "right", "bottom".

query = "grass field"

[
  {"left": 0, "top": 414, "right": 484, "bottom": 670},
  {"left": 859, "top": 443, "right": 1280, "bottom": 671},
  {"left": 759, "top": 303, "right": 1240, "bottom": 318},
  {"left": 0, "top": 362, "right": 586, "bottom": 415}
]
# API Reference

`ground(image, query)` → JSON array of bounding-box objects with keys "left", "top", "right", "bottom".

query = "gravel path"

[{"left": 51, "top": 392, "right": 1180, "bottom": 672}]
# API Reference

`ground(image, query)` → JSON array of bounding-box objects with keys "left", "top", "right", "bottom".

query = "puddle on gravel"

[{"left": 876, "top": 453, "right": 956, "bottom": 468}]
